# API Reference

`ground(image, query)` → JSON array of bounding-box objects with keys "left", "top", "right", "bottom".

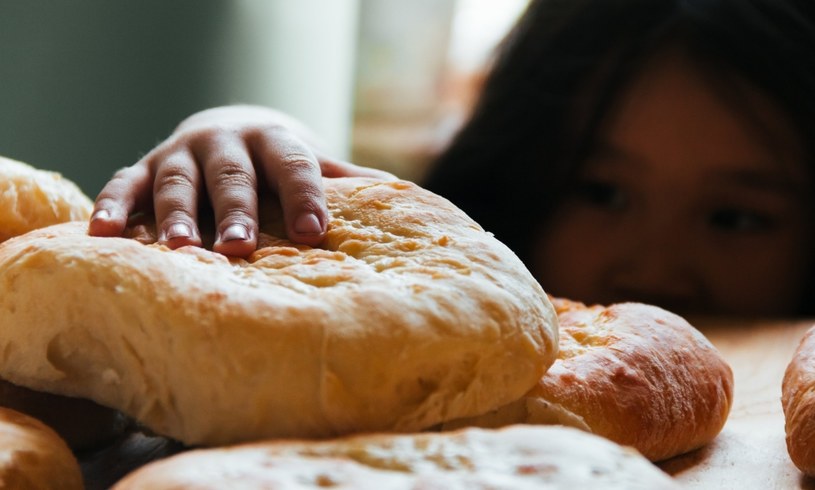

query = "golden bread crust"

[
  {"left": 0, "top": 178, "right": 558, "bottom": 446},
  {"left": 445, "top": 298, "right": 733, "bottom": 461},
  {"left": 0, "top": 156, "right": 126, "bottom": 452},
  {"left": 112, "top": 425, "right": 679, "bottom": 489},
  {"left": 782, "top": 325, "right": 815, "bottom": 475},
  {"left": 0, "top": 155, "right": 92, "bottom": 243},
  {"left": 0, "top": 407, "right": 83, "bottom": 490}
]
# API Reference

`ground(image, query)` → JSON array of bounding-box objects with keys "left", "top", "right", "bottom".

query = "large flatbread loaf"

[
  {"left": 113, "top": 425, "right": 679, "bottom": 489},
  {"left": 0, "top": 177, "right": 558, "bottom": 446}
]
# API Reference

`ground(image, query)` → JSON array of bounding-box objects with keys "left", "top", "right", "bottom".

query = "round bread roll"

[
  {"left": 443, "top": 298, "right": 734, "bottom": 462},
  {"left": 782, "top": 325, "right": 815, "bottom": 476},
  {"left": 0, "top": 156, "right": 128, "bottom": 451},
  {"left": 0, "top": 155, "right": 92, "bottom": 243},
  {"left": 112, "top": 425, "right": 679, "bottom": 489},
  {"left": 0, "top": 406, "right": 84, "bottom": 490},
  {"left": 0, "top": 177, "right": 558, "bottom": 447}
]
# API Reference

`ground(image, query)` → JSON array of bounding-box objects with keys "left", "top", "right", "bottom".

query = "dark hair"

[{"left": 423, "top": 0, "right": 815, "bottom": 274}]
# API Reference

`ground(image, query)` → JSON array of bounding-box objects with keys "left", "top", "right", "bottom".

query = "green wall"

[
  {"left": 0, "top": 1, "right": 233, "bottom": 196},
  {"left": 0, "top": 1, "right": 359, "bottom": 198}
]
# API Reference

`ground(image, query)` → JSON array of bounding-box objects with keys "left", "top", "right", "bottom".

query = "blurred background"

[{"left": 0, "top": 0, "right": 527, "bottom": 196}]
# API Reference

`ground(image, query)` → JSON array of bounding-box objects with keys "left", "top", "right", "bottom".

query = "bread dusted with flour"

[
  {"left": 444, "top": 298, "right": 733, "bottom": 462},
  {"left": 113, "top": 425, "right": 679, "bottom": 489},
  {"left": 0, "top": 177, "right": 558, "bottom": 446}
]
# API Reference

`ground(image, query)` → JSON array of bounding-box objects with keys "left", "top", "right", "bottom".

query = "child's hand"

[{"left": 88, "top": 105, "right": 394, "bottom": 258}]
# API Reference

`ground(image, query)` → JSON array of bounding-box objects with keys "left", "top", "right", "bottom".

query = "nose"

[{"left": 605, "top": 223, "right": 702, "bottom": 313}]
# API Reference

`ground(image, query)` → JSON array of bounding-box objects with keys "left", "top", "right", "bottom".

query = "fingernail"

[
  {"left": 91, "top": 209, "right": 110, "bottom": 221},
  {"left": 221, "top": 224, "right": 249, "bottom": 242},
  {"left": 294, "top": 213, "right": 322, "bottom": 235},
  {"left": 166, "top": 222, "right": 192, "bottom": 240}
]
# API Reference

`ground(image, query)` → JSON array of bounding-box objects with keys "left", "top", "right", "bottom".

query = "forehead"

[{"left": 595, "top": 48, "right": 809, "bottom": 184}]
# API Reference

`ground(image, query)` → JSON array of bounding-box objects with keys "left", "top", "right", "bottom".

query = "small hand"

[{"left": 88, "top": 105, "right": 394, "bottom": 257}]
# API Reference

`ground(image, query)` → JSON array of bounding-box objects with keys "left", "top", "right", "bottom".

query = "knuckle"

[
  {"left": 175, "top": 126, "right": 226, "bottom": 145},
  {"left": 278, "top": 153, "right": 318, "bottom": 176},
  {"left": 285, "top": 183, "right": 324, "bottom": 210},
  {"left": 154, "top": 163, "right": 197, "bottom": 192},
  {"left": 290, "top": 182, "right": 322, "bottom": 201},
  {"left": 212, "top": 158, "right": 256, "bottom": 189},
  {"left": 162, "top": 208, "right": 194, "bottom": 223},
  {"left": 111, "top": 166, "right": 132, "bottom": 180},
  {"left": 278, "top": 149, "right": 315, "bottom": 169},
  {"left": 98, "top": 165, "right": 149, "bottom": 201},
  {"left": 254, "top": 123, "right": 292, "bottom": 140},
  {"left": 157, "top": 194, "right": 191, "bottom": 214},
  {"left": 220, "top": 208, "right": 255, "bottom": 225}
]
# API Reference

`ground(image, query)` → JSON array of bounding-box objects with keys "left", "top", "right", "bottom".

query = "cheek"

[
  {"left": 707, "top": 235, "right": 814, "bottom": 315},
  {"left": 531, "top": 214, "right": 613, "bottom": 300}
]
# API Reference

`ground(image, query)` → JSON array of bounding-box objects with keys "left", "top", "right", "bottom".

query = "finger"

[
  {"left": 89, "top": 163, "right": 152, "bottom": 237},
  {"left": 251, "top": 128, "right": 328, "bottom": 247},
  {"left": 319, "top": 158, "right": 398, "bottom": 180},
  {"left": 152, "top": 150, "right": 203, "bottom": 249},
  {"left": 199, "top": 136, "right": 259, "bottom": 258}
]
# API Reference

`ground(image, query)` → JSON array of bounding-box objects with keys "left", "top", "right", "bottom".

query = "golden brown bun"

[
  {"left": 444, "top": 298, "right": 734, "bottom": 462},
  {"left": 782, "top": 325, "right": 815, "bottom": 475},
  {"left": 0, "top": 379, "right": 128, "bottom": 451},
  {"left": 0, "top": 177, "right": 558, "bottom": 446},
  {"left": 113, "top": 425, "right": 679, "bottom": 489},
  {"left": 0, "top": 156, "right": 127, "bottom": 452},
  {"left": 0, "top": 155, "right": 92, "bottom": 243},
  {"left": 0, "top": 406, "right": 84, "bottom": 490}
]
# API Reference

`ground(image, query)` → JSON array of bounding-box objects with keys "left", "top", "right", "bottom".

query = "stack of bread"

[{"left": 0, "top": 156, "right": 733, "bottom": 488}]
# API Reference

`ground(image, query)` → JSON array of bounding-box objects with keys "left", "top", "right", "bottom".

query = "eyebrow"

[
  {"left": 713, "top": 168, "right": 810, "bottom": 197},
  {"left": 583, "top": 141, "right": 647, "bottom": 169},
  {"left": 587, "top": 140, "right": 810, "bottom": 197}
]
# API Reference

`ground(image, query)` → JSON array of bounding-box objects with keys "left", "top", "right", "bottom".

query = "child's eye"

[
  {"left": 573, "top": 180, "right": 627, "bottom": 210},
  {"left": 708, "top": 208, "right": 775, "bottom": 232}
]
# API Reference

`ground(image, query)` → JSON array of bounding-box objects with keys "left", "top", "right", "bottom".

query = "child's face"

[{"left": 532, "top": 50, "right": 814, "bottom": 317}]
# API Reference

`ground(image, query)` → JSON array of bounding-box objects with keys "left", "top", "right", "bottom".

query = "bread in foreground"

[
  {"left": 112, "top": 425, "right": 679, "bottom": 489},
  {"left": 0, "top": 156, "right": 127, "bottom": 451},
  {"left": 0, "top": 177, "right": 558, "bottom": 446},
  {"left": 444, "top": 298, "right": 734, "bottom": 461},
  {"left": 0, "top": 406, "right": 84, "bottom": 490}
]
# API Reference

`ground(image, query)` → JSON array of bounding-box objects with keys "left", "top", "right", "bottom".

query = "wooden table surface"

[
  {"left": 79, "top": 318, "right": 815, "bottom": 489},
  {"left": 658, "top": 318, "right": 815, "bottom": 489}
]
